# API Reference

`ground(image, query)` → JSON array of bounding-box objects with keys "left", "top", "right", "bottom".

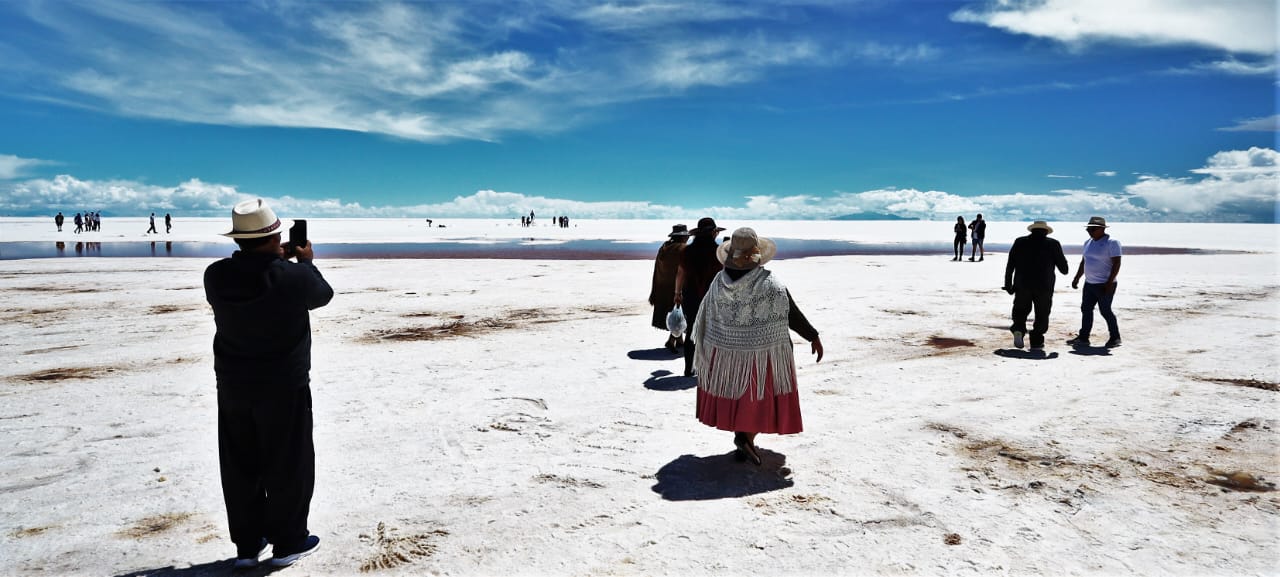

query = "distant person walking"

[
  {"left": 1003, "top": 221, "right": 1069, "bottom": 352},
  {"left": 146, "top": 212, "right": 158, "bottom": 234},
  {"left": 204, "top": 199, "right": 332, "bottom": 569},
  {"left": 952, "top": 216, "right": 967, "bottom": 261},
  {"left": 1068, "top": 216, "right": 1122, "bottom": 348},
  {"left": 674, "top": 217, "right": 726, "bottom": 378},
  {"left": 73, "top": 213, "right": 83, "bottom": 234},
  {"left": 649, "top": 224, "right": 691, "bottom": 352},
  {"left": 692, "top": 227, "right": 823, "bottom": 465},
  {"left": 55, "top": 212, "right": 64, "bottom": 232},
  {"left": 165, "top": 213, "right": 172, "bottom": 234},
  {"left": 968, "top": 213, "right": 986, "bottom": 261}
]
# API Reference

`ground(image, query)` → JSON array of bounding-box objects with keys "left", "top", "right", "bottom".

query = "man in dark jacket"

[
  {"left": 204, "top": 199, "right": 333, "bottom": 569},
  {"left": 674, "top": 217, "right": 725, "bottom": 377},
  {"left": 1003, "top": 220, "right": 1068, "bottom": 352}
]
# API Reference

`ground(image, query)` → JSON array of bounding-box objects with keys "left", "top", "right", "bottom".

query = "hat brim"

[
  {"left": 1027, "top": 223, "right": 1053, "bottom": 234},
  {"left": 668, "top": 231, "right": 691, "bottom": 238},
  {"left": 222, "top": 218, "right": 290, "bottom": 239},
  {"left": 691, "top": 226, "right": 726, "bottom": 236},
  {"left": 716, "top": 236, "right": 777, "bottom": 269}
]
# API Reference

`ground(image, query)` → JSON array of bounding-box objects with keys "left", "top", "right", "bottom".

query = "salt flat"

[{"left": 0, "top": 220, "right": 1276, "bottom": 576}]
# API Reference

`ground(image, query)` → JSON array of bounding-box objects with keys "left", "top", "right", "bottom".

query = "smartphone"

[{"left": 288, "top": 219, "right": 307, "bottom": 254}]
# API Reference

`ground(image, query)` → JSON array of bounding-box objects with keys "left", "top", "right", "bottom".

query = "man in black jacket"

[
  {"left": 204, "top": 199, "right": 333, "bottom": 569},
  {"left": 1003, "top": 220, "right": 1068, "bottom": 352}
]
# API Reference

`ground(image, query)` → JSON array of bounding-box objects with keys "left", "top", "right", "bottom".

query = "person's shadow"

[
  {"left": 627, "top": 347, "right": 681, "bottom": 361},
  {"left": 1068, "top": 345, "right": 1113, "bottom": 357},
  {"left": 993, "top": 349, "right": 1060, "bottom": 360},
  {"left": 644, "top": 370, "right": 696, "bottom": 391},
  {"left": 114, "top": 558, "right": 279, "bottom": 577},
  {"left": 651, "top": 450, "right": 794, "bottom": 500}
]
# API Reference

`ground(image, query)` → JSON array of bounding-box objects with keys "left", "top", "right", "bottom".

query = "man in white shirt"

[{"left": 1068, "top": 216, "right": 1122, "bottom": 348}]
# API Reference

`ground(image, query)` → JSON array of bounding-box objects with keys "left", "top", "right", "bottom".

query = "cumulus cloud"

[
  {"left": 1125, "top": 147, "right": 1279, "bottom": 221},
  {"left": 0, "top": 154, "right": 53, "bottom": 180},
  {"left": 952, "top": 0, "right": 1277, "bottom": 55},
  {"left": 4, "top": 148, "right": 1274, "bottom": 222}
]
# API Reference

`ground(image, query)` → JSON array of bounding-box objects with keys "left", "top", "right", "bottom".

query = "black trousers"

[
  {"left": 1011, "top": 288, "right": 1054, "bottom": 348},
  {"left": 682, "top": 295, "right": 702, "bottom": 374},
  {"left": 218, "top": 385, "right": 314, "bottom": 555}
]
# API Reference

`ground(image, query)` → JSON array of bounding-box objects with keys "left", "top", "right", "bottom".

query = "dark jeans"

[
  {"left": 1011, "top": 287, "right": 1054, "bottom": 348},
  {"left": 1080, "top": 282, "right": 1120, "bottom": 340},
  {"left": 218, "top": 385, "right": 315, "bottom": 556}
]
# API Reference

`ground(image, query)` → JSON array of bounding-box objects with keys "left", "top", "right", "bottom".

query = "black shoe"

[
  {"left": 269, "top": 535, "right": 320, "bottom": 567},
  {"left": 734, "top": 438, "right": 762, "bottom": 466},
  {"left": 968, "top": 257, "right": 974, "bottom": 261},
  {"left": 1066, "top": 336, "right": 1090, "bottom": 347},
  {"left": 233, "top": 538, "right": 269, "bottom": 570},
  {"left": 1105, "top": 337, "right": 1122, "bottom": 348}
]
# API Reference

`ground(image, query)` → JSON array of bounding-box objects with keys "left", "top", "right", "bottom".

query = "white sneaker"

[{"left": 1012, "top": 331, "right": 1025, "bottom": 349}]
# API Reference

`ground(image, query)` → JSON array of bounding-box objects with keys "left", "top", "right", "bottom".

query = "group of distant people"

[
  {"left": 145, "top": 212, "right": 173, "bottom": 234},
  {"left": 53, "top": 211, "right": 172, "bottom": 234},
  {"left": 953, "top": 213, "right": 986, "bottom": 261},
  {"left": 55, "top": 211, "right": 102, "bottom": 234},
  {"left": 518, "top": 211, "right": 571, "bottom": 228}
]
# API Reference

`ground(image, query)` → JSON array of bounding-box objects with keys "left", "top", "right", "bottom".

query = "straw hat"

[
  {"left": 1086, "top": 216, "right": 1108, "bottom": 228},
  {"left": 1026, "top": 220, "right": 1053, "bottom": 234},
  {"left": 222, "top": 199, "right": 288, "bottom": 239},
  {"left": 716, "top": 227, "right": 777, "bottom": 270}
]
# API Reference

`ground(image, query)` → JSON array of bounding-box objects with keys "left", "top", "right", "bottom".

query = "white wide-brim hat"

[
  {"left": 222, "top": 199, "right": 289, "bottom": 239},
  {"left": 1026, "top": 220, "right": 1053, "bottom": 234},
  {"left": 717, "top": 227, "right": 777, "bottom": 270}
]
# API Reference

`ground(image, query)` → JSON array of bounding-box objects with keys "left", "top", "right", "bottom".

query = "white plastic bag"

[{"left": 666, "top": 305, "right": 687, "bottom": 337}]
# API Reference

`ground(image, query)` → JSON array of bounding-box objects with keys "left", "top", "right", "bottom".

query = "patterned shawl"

[{"left": 691, "top": 267, "right": 796, "bottom": 400}]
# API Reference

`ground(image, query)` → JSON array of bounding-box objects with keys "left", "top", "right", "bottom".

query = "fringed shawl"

[{"left": 692, "top": 267, "right": 795, "bottom": 400}]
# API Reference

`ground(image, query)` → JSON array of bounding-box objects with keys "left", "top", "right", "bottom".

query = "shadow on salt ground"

[
  {"left": 627, "top": 347, "right": 682, "bottom": 361},
  {"left": 993, "top": 349, "right": 1060, "bottom": 360},
  {"left": 1068, "top": 345, "right": 1113, "bottom": 357},
  {"left": 114, "top": 558, "right": 278, "bottom": 577},
  {"left": 651, "top": 451, "right": 794, "bottom": 501},
  {"left": 644, "top": 370, "right": 696, "bottom": 391}
]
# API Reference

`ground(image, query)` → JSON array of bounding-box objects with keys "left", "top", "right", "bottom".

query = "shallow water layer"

[{"left": 0, "top": 239, "right": 1224, "bottom": 260}]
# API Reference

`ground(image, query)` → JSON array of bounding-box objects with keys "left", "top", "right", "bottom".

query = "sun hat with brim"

[
  {"left": 1086, "top": 216, "right": 1108, "bottom": 228},
  {"left": 690, "top": 217, "right": 726, "bottom": 236},
  {"left": 717, "top": 227, "right": 777, "bottom": 270},
  {"left": 1026, "top": 220, "right": 1053, "bottom": 234},
  {"left": 668, "top": 224, "right": 691, "bottom": 237},
  {"left": 222, "top": 198, "right": 289, "bottom": 239}
]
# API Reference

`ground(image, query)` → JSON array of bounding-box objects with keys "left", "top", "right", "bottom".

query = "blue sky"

[{"left": 0, "top": 0, "right": 1276, "bottom": 222}]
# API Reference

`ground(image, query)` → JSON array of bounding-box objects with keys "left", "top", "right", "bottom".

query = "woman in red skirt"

[{"left": 691, "top": 227, "right": 824, "bottom": 465}]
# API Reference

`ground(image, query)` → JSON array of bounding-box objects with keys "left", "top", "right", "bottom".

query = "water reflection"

[{"left": 0, "top": 239, "right": 1226, "bottom": 261}]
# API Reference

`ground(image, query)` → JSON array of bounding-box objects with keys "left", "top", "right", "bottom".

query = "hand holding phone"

[{"left": 285, "top": 219, "right": 309, "bottom": 259}]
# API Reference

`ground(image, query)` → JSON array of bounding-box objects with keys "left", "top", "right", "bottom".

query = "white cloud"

[
  {"left": 0, "top": 154, "right": 53, "bottom": 180},
  {"left": 1095, "top": 171, "right": 1117, "bottom": 177},
  {"left": 5, "top": 149, "right": 1274, "bottom": 222},
  {"left": 1125, "top": 147, "right": 1279, "bottom": 219},
  {"left": 3, "top": 1, "right": 871, "bottom": 143},
  {"left": 952, "top": 0, "right": 1277, "bottom": 55},
  {"left": 1167, "top": 58, "right": 1277, "bottom": 76},
  {"left": 1047, "top": 174, "right": 1081, "bottom": 179},
  {"left": 1218, "top": 115, "right": 1280, "bottom": 133}
]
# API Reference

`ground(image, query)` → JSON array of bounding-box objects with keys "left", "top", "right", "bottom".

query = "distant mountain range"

[{"left": 832, "top": 212, "right": 917, "bottom": 221}]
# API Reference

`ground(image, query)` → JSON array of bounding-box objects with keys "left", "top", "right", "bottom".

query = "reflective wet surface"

[{"left": 0, "top": 239, "right": 1223, "bottom": 260}]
